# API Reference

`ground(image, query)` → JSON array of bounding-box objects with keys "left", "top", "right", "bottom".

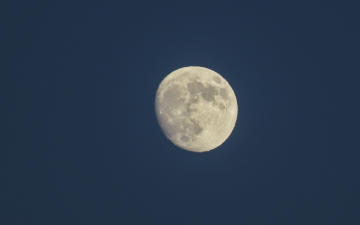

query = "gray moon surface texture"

[{"left": 155, "top": 66, "right": 238, "bottom": 152}]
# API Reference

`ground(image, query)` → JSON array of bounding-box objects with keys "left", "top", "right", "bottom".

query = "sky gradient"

[{"left": 3, "top": 1, "right": 359, "bottom": 225}]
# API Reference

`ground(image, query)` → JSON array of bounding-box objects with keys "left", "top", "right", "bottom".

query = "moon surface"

[{"left": 155, "top": 66, "right": 238, "bottom": 152}]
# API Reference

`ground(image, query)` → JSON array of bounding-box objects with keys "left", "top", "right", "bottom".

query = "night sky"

[{"left": 3, "top": 1, "right": 359, "bottom": 225}]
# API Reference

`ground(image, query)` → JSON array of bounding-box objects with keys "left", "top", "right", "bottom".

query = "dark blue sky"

[{"left": 3, "top": 1, "right": 359, "bottom": 225}]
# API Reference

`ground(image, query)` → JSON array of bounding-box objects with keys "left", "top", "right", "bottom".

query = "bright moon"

[{"left": 155, "top": 66, "right": 238, "bottom": 152}]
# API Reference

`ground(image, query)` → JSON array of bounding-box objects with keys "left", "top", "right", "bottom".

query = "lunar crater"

[{"left": 213, "top": 76, "right": 221, "bottom": 83}]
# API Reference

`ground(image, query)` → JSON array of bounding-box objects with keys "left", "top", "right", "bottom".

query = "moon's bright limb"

[{"left": 155, "top": 66, "right": 238, "bottom": 152}]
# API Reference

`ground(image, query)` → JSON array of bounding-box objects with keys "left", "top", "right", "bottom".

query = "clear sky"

[{"left": 3, "top": 1, "right": 359, "bottom": 225}]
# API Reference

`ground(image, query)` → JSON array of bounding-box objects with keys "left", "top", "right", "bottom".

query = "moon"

[{"left": 155, "top": 66, "right": 238, "bottom": 152}]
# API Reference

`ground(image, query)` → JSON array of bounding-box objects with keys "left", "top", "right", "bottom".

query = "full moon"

[{"left": 155, "top": 66, "right": 238, "bottom": 152}]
